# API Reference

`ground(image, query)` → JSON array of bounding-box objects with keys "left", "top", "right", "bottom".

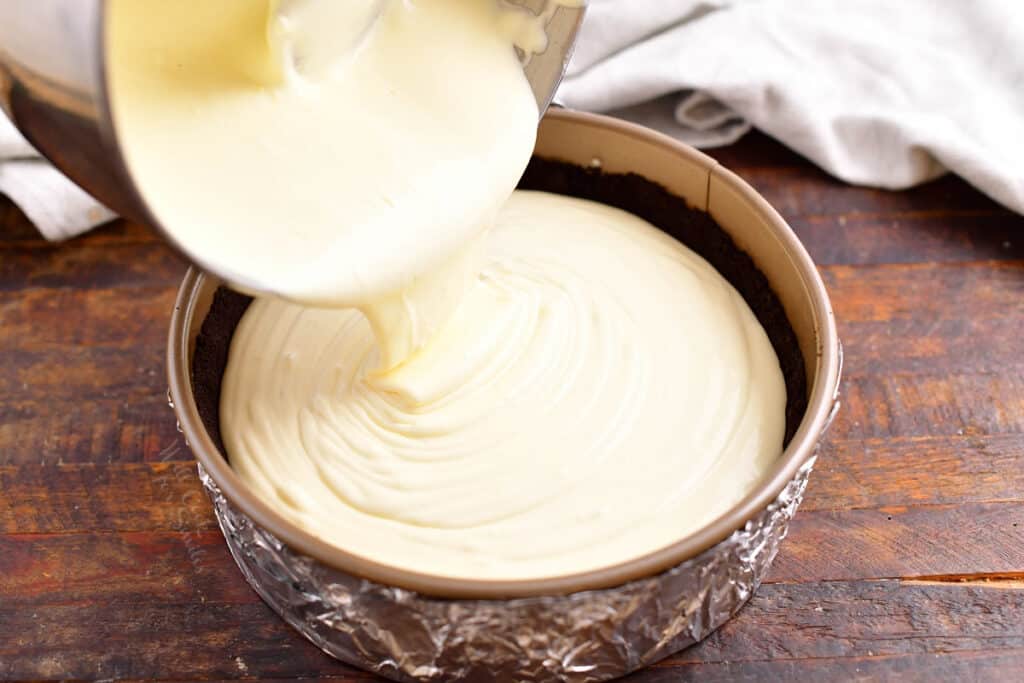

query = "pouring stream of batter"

[{"left": 106, "top": 0, "right": 786, "bottom": 580}]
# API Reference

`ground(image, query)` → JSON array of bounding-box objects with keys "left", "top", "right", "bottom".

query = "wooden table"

[{"left": 2, "top": 132, "right": 1023, "bottom": 681}]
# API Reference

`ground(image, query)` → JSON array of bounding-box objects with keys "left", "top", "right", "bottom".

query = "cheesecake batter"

[
  {"left": 107, "top": 0, "right": 787, "bottom": 581},
  {"left": 221, "top": 192, "right": 786, "bottom": 580},
  {"left": 107, "top": 0, "right": 539, "bottom": 367}
]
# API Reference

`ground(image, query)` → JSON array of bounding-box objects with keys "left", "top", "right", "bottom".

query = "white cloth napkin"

[
  {"left": 0, "top": 111, "right": 114, "bottom": 240},
  {"left": 559, "top": 0, "right": 1024, "bottom": 214}
]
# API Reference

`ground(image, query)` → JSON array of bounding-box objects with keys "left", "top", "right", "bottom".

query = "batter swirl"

[{"left": 222, "top": 192, "right": 786, "bottom": 580}]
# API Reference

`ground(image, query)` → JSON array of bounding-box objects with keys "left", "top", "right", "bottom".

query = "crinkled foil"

[{"left": 197, "top": 451, "right": 818, "bottom": 682}]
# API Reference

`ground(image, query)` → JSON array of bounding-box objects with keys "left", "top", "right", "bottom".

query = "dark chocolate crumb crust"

[
  {"left": 192, "top": 157, "right": 808, "bottom": 461},
  {"left": 518, "top": 158, "right": 808, "bottom": 444},
  {"left": 192, "top": 286, "right": 252, "bottom": 457}
]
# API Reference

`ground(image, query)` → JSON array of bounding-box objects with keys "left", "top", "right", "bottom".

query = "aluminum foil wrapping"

[{"left": 197, "top": 453, "right": 817, "bottom": 682}]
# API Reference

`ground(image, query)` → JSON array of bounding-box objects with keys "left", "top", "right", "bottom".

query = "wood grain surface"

[{"left": 2, "top": 132, "right": 1023, "bottom": 681}]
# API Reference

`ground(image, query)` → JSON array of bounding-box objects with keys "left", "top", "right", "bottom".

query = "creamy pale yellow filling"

[
  {"left": 107, "top": 0, "right": 786, "bottom": 581},
  {"left": 221, "top": 192, "right": 786, "bottom": 580},
  {"left": 107, "top": 0, "right": 537, "bottom": 316}
]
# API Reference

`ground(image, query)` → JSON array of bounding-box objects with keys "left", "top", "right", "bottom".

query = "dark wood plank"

[
  {"left": 676, "top": 579, "right": 1024, "bottom": 664},
  {"left": 11, "top": 259, "right": 1015, "bottom": 379},
  {"left": 1, "top": 500, "right": 1019, "bottom": 609},
  {"left": 5, "top": 372, "right": 1021, "bottom": 462},
  {"left": 805, "top": 434, "right": 1024, "bottom": 511},
  {"left": 633, "top": 649, "right": 1024, "bottom": 682},
  {"left": 0, "top": 532, "right": 251, "bottom": 607},
  {"left": 771, "top": 502, "right": 1024, "bottom": 583},
  {"left": 0, "top": 373, "right": 1003, "bottom": 465},
  {"left": 0, "top": 243, "right": 185, "bottom": 291},
  {"left": 2, "top": 432, "right": 1021, "bottom": 599},
  {"left": 0, "top": 397, "right": 182, "bottom": 465},
  {"left": 0, "top": 462, "right": 212, "bottom": 534},
  {"left": 836, "top": 373, "right": 1024, "bottom": 441},
  {"left": 743, "top": 171, "right": 1019, "bottom": 227},
  {"left": 1, "top": 259, "right": 1020, "bottom": 467},
  {"left": 824, "top": 260, "right": 1024, "bottom": 378},
  {"left": 825, "top": 260, "right": 1024, "bottom": 326},
  {"left": 10, "top": 367, "right": 1021, "bottom": 465},
  {"left": 791, "top": 212, "right": 1023, "bottom": 266},
  {"left": 4, "top": 434, "right": 1023, "bottom": 536},
  {"left": 0, "top": 603, "right": 359, "bottom": 681},
  {"left": 707, "top": 133, "right": 1024, "bottom": 268},
  {"left": 0, "top": 345, "right": 165, "bottom": 402},
  {"left": 2, "top": 579, "right": 1022, "bottom": 681},
  {"left": 2, "top": 287, "right": 176, "bottom": 348}
]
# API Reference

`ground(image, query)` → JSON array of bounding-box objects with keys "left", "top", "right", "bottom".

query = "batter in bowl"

[
  {"left": 107, "top": 0, "right": 539, "bottom": 366},
  {"left": 107, "top": 0, "right": 786, "bottom": 580}
]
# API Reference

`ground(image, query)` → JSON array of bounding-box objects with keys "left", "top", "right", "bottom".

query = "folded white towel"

[
  {"left": 0, "top": 111, "right": 114, "bottom": 240},
  {"left": 559, "top": 0, "right": 1024, "bottom": 214}
]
